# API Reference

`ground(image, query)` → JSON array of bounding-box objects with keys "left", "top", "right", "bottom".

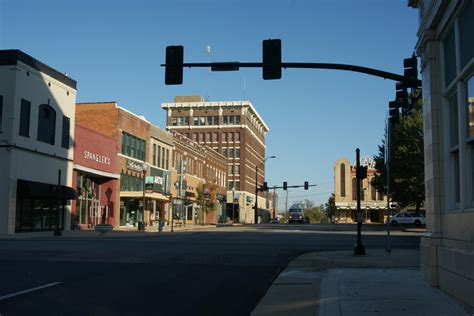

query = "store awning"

[
  {"left": 17, "top": 179, "right": 77, "bottom": 200},
  {"left": 120, "top": 191, "right": 169, "bottom": 201}
]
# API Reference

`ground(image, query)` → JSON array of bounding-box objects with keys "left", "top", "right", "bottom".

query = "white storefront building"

[{"left": 0, "top": 50, "right": 77, "bottom": 235}]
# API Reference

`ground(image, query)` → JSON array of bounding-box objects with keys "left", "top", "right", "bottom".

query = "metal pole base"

[{"left": 353, "top": 242, "right": 366, "bottom": 256}]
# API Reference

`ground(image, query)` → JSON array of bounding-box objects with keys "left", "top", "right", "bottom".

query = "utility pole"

[
  {"left": 285, "top": 190, "right": 289, "bottom": 223},
  {"left": 273, "top": 186, "right": 276, "bottom": 218},
  {"left": 386, "top": 118, "right": 392, "bottom": 254}
]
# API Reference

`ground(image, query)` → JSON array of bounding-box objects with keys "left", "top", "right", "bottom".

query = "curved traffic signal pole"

[{"left": 160, "top": 61, "right": 422, "bottom": 87}]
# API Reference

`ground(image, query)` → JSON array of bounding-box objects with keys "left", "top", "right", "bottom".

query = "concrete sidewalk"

[
  {"left": 252, "top": 249, "right": 471, "bottom": 316},
  {"left": 0, "top": 223, "right": 217, "bottom": 239}
]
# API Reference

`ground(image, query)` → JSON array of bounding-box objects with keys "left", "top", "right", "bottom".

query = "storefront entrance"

[
  {"left": 76, "top": 197, "right": 101, "bottom": 228},
  {"left": 120, "top": 198, "right": 140, "bottom": 226}
]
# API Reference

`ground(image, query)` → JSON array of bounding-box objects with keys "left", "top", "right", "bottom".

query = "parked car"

[{"left": 390, "top": 211, "right": 426, "bottom": 227}]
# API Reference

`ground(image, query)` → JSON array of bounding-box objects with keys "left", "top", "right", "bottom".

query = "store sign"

[
  {"left": 84, "top": 150, "right": 111, "bottom": 165},
  {"left": 150, "top": 167, "right": 171, "bottom": 195},
  {"left": 126, "top": 160, "right": 143, "bottom": 172}
]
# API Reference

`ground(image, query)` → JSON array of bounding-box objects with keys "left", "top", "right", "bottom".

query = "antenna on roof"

[{"left": 205, "top": 44, "right": 211, "bottom": 101}]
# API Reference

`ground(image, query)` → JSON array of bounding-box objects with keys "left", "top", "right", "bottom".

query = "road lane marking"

[{"left": 0, "top": 282, "right": 61, "bottom": 301}]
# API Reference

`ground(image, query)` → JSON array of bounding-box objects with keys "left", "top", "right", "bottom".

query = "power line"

[{"left": 277, "top": 191, "right": 333, "bottom": 200}]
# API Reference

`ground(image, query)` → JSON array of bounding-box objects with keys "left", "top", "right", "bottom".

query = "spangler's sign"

[
  {"left": 126, "top": 160, "right": 144, "bottom": 172},
  {"left": 84, "top": 150, "right": 111, "bottom": 165}
]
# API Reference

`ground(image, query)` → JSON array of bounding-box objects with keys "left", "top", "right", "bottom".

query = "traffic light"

[
  {"left": 165, "top": 45, "right": 184, "bottom": 85},
  {"left": 262, "top": 39, "right": 282, "bottom": 80},
  {"left": 262, "top": 182, "right": 268, "bottom": 192},
  {"left": 403, "top": 55, "right": 418, "bottom": 88},
  {"left": 356, "top": 166, "right": 368, "bottom": 180},
  {"left": 304, "top": 181, "right": 309, "bottom": 190},
  {"left": 283, "top": 181, "right": 287, "bottom": 190},
  {"left": 395, "top": 82, "right": 408, "bottom": 108},
  {"left": 389, "top": 108, "right": 400, "bottom": 125}
]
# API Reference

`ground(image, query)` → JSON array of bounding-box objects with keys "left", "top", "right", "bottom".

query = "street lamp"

[
  {"left": 254, "top": 155, "right": 276, "bottom": 224},
  {"left": 140, "top": 162, "right": 147, "bottom": 231}
]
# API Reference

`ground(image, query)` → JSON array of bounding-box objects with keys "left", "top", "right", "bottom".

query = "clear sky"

[{"left": 1, "top": 0, "right": 419, "bottom": 210}]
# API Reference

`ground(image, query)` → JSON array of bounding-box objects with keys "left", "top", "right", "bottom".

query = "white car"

[{"left": 391, "top": 212, "right": 426, "bottom": 227}]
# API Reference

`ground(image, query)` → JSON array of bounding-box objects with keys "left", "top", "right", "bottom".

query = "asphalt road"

[{"left": 0, "top": 225, "right": 421, "bottom": 316}]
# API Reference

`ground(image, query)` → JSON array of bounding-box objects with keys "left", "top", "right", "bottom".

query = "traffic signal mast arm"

[
  {"left": 259, "top": 184, "right": 318, "bottom": 191},
  {"left": 161, "top": 61, "right": 421, "bottom": 87}
]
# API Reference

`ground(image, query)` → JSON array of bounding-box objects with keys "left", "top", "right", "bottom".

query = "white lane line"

[{"left": 0, "top": 282, "right": 61, "bottom": 301}]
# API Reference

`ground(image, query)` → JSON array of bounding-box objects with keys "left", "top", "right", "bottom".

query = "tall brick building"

[{"left": 161, "top": 96, "right": 271, "bottom": 223}]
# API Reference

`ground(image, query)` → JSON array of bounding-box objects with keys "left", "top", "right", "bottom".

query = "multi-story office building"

[
  {"left": 76, "top": 102, "right": 172, "bottom": 228},
  {"left": 161, "top": 96, "right": 271, "bottom": 223},
  {"left": 170, "top": 131, "right": 227, "bottom": 225},
  {"left": 334, "top": 156, "right": 387, "bottom": 223},
  {"left": 409, "top": 0, "right": 474, "bottom": 311},
  {"left": 0, "top": 50, "right": 77, "bottom": 234}
]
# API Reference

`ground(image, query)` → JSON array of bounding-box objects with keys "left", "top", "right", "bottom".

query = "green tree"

[
  {"left": 325, "top": 193, "right": 337, "bottom": 218},
  {"left": 372, "top": 91, "right": 425, "bottom": 211},
  {"left": 299, "top": 200, "right": 328, "bottom": 224}
]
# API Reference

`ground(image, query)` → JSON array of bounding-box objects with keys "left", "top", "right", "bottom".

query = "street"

[{"left": 0, "top": 225, "right": 420, "bottom": 316}]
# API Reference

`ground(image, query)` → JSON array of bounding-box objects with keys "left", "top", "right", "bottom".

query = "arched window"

[
  {"left": 340, "top": 163, "right": 346, "bottom": 197},
  {"left": 352, "top": 178, "right": 357, "bottom": 201},
  {"left": 37, "top": 104, "right": 56, "bottom": 145}
]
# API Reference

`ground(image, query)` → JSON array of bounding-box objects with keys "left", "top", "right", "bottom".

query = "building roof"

[
  {"left": 0, "top": 49, "right": 77, "bottom": 89},
  {"left": 161, "top": 99, "right": 270, "bottom": 132}
]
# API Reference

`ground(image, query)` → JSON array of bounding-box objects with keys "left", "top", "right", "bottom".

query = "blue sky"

[{"left": 1, "top": 0, "right": 419, "bottom": 209}]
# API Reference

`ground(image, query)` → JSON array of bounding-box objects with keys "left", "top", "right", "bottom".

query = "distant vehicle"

[
  {"left": 288, "top": 206, "right": 306, "bottom": 224},
  {"left": 270, "top": 218, "right": 280, "bottom": 224},
  {"left": 390, "top": 211, "right": 426, "bottom": 227}
]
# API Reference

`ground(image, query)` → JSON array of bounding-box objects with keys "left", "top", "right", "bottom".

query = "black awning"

[{"left": 17, "top": 179, "right": 77, "bottom": 200}]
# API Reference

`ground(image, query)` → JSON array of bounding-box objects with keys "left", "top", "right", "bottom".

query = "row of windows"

[
  {"left": 171, "top": 115, "right": 242, "bottom": 126},
  {"left": 228, "top": 180, "right": 241, "bottom": 191},
  {"left": 121, "top": 132, "right": 146, "bottom": 161},
  {"left": 186, "top": 131, "right": 241, "bottom": 143},
  {"left": 120, "top": 173, "right": 144, "bottom": 191},
  {"left": 228, "top": 164, "right": 240, "bottom": 175},
  {"left": 17, "top": 98, "right": 70, "bottom": 148},
  {"left": 222, "top": 147, "right": 240, "bottom": 159},
  {"left": 152, "top": 144, "right": 170, "bottom": 169},
  {"left": 443, "top": 0, "right": 474, "bottom": 209}
]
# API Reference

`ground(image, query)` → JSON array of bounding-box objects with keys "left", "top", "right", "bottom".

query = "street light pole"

[
  {"left": 141, "top": 162, "right": 147, "bottom": 231},
  {"left": 254, "top": 155, "right": 276, "bottom": 224},
  {"left": 232, "top": 186, "right": 236, "bottom": 223}
]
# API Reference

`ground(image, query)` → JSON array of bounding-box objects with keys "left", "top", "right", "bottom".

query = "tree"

[
  {"left": 298, "top": 200, "right": 327, "bottom": 224},
  {"left": 325, "top": 193, "right": 337, "bottom": 218},
  {"left": 372, "top": 90, "right": 425, "bottom": 211}
]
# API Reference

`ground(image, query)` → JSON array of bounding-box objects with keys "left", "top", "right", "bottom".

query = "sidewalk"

[
  {"left": 0, "top": 224, "right": 217, "bottom": 239},
  {"left": 252, "top": 249, "right": 471, "bottom": 316}
]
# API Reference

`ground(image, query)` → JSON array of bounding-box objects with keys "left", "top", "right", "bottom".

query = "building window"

[
  {"left": 19, "top": 99, "right": 31, "bottom": 137},
  {"left": 449, "top": 93, "right": 460, "bottom": 206},
  {"left": 206, "top": 132, "right": 211, "bottom": 142},
  {"left": 192, "top": 133, "right": 198, "bottom": 141},
  {"left": 234, "top": 180, "right": 240, "bottom": 190},
  {"left": 223, "top": 115, "right": 241, "bottom": 125},
  {"left": 235, "top": 148, "right": 240, "bottom": 158},
  {"left": 459, "top": 0, "right": 474, "bottom": 69},
  {"left": 466, "top": 76, "right": 474, "bottom": 205},
  {"left": 161, "top": 147, "right": 165, "bottom": 168},
  {"left": 223, "top": 132, "right": 227, "bottom": 142},
  {"left": 213, "top": 132, "right": 218, "bottom": 142},
  {"left": 120, "top": 172, "right": 144, "bottom": 191},
  {"left": 228, "top": 181, "right": 234, "bottom": 190},
  {"left": 234, "top": 164, "right": 240, "bottom": 175},
  {"left": 166, "top": 149, "right": 169, "bottom": 170},
  {"left": 157, "top": 145, "right": 162, "bottom": 167},
  {"left": 153, "top": 144, "right": 156, "bottom": 166},
  {"left": 37, "top": 104, "right": 56, "bottom": 145},
  {"left": 122, "top": 132, "right": 146, "bottom": 161},
  {"left": 235, "top": 132, "right": 240, "bottom": 142},
  {"left": 229, "top": 148, "right": 234, "bottom": 159},
  {"left": 0, "top": 95, "right": 3, "bottom": 133},
  {"left": 171, "top": 118, "right": 177, "bottom": 126},
  {"left": 371, "top": 185, "right": 376, "bottom": 201},
  {"left": 228, "top": 164, "right": 233, "bottom": 175},
  {"left": 340, "top": 163, "right": 346, "bottom": 197},
  {"left": 61, "top": 116, "right": 70, "bottom": 149},
  {"left": 352, "top": 178, "right": 357, "bottom": 201},
  {"left": 222, "top": 148, "right": 227, "bottom": 157},
  {"left": 443, "top": 27, "right": 456, "bottom": 87},
  {"left": 228, "top": 132, "right": 233, "bottom": 142}
]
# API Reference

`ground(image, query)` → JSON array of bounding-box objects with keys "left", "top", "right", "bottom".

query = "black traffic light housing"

[
  {"left": 389, "top": 108, "right": 400, "bottom": 125},
  {"left": 165, "top": 45, "right": 184, "bottom": 85},
  {"left": 262, "top": 39, "right": 282, "bottom": 80},
  {"left": 356, "top": 166, "right": 368, "bottom": 180},
  {"left": 403, "top": 55, "right": 418, "bottom": 88},
  {"left": 283, "top": 181, "right": 287, "bottom": 190},
  {"left": 304, "top": 181, "right": 309, "bottom": 190}
]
